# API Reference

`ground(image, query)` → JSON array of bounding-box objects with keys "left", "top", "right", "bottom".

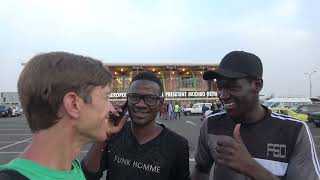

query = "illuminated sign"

[
  {"left": 109, "top": 91, "right": 217, "bottom": 98},
  {"left": 109, "top": 93, "right": 127, "bottom": 98}
]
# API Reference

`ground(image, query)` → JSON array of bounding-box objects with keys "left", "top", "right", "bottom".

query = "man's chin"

[
  {"left": 226, "top": 109, "right": 241, "bottom": 119},
  {"left": 83, "top": 134, "right": 106, "bottom": 145},
  {"left": 132, "top": 118, "right": 152, "bottom": 127}
]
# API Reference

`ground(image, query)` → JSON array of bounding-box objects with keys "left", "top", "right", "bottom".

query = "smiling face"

[
  {"left": 127, "top": 80, "right": 164, "bottom": 127},
  {"left": 216, "top": 77, "right": 261, "bottom": 120},
  {"left": 77, "top": 85, "right": 114, "bottom": 142}
]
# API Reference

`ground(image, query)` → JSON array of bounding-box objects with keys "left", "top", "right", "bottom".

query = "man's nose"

[{"left": 135, "top": 97, "right": 148, "bottom": 107}]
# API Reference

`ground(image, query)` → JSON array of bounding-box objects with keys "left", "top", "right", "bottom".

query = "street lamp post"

[{"left": 304, "top": 71, "right": 317, "bottom": 97}]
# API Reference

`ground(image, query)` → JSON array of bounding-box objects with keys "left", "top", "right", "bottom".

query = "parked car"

[
  {"left": 310, "top": 97, "right": 320, "bottom": 104},
  {"left": 11, "top": 106, "right": 22, "bottom": 116},
  {"left": 291, "top": 104, "right": 320, "bottom": 117},
  {"left": 263, "top": 98, "right": 312, "bottom": 108},
  {"left": 0, "top": 105, "right": 10, "bottom": 117},
  {"left": 183, "top": 103, "right": 212, "bottom": 116},
  {"left": 271, "top": 107, "right": 308, "bottom": 122},
  {"left": 310, "top": 112, "right": 320, "bottom": 127}
]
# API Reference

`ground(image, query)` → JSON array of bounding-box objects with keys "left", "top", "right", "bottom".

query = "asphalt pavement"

[{"left": 1, "top": 114, "right": 320, "bottom": 177}]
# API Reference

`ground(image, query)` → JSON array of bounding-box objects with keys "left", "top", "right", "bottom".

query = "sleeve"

[
  {"left": 81, "top": 146, "right": 109, "bottom": 180},
  {"left": 174, "top": 138, "right": 191, "bottom": 180},
  {"left": 285, "top": 123, "right": 320, "bottom": 180},
  {"left": 194, "top": 118, "right": 214, "bottom": 174}
]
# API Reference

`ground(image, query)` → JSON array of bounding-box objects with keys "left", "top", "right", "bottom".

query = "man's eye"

[
  {"left": 130, "top": 96, "right": 140, "bottom": 101},
  {"left": 147, "top": 96, "right": 157, "bottom": 101}
]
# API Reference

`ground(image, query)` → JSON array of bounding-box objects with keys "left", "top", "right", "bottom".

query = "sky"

[{"left": 1, "top": 0, "right": 320, "bottom": 97}]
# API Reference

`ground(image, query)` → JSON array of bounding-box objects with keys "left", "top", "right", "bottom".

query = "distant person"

[
  {"left": 7, "top": 106, "right": 12, "bottom": 117},
  {"left": 167, "top": 102, "right": 173, "bottom": 120},
  {"left": 0, "top": 52, "right": 127, "bottom": 179},
  {"left": 174, "top": 103, "right": 180, "bottom": 119},
  {"left": 210, "top": 104, "right": 216, "bottom": 112},
  {"left": 216, "top": 103, "right": 223, "bottom": 111},
  {"left": 82, "top": 72, "right": 190, "bottom": 180},
  {"left": 201, "top": 105, "right": 209, "bottom": 114},
  {"left": 191, "top": 51, "right": 320, "bottom": 180},
  {"left": 161, "top": 102, "right": 168, "bottom": 120}
]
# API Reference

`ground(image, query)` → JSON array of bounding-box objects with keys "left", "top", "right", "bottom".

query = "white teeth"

[{"left": 223, "top": 102, "right": 235, "bottom": 108}]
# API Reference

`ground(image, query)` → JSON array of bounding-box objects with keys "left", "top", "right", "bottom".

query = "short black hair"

[{"left": 130, "top": 72, "right": 164, "bottom": 95}]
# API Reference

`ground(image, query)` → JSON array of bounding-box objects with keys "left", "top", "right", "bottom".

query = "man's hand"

[
  {"left": 105, "top": 103, "right": 129, "bottom": 140},
  {"left": 215, "top": 124, "right": 255, "bottom": 174},
  {"left": 215, "top": 124, "right": 280, "bottom": 180}
]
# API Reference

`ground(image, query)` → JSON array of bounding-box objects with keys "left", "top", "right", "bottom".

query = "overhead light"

[
  {"left": 152, "top": 68, "right": 155, "bottom": 72},
  {"left": 158, "top": 72, "right": 161, "bottom": 74},
  {"left": 200, "top": 71, "right": 203, "bottom": 74},
  {"left": 172, "top": 71, "right": 175, "bottom": 74},
  {"left": 120, "top": 68, "right": 124, "bottom": 72},
  {"left": 187, "top": 72, "right": 189, "bottom": 75},
  {"left": 182, "top": 68, "right": 185, "bottom": 71},
  {"left": 114, "top": 72, "right": 118, "bottom": 75}
]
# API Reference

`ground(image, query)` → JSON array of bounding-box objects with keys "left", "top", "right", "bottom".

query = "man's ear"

[
  {"left": 253, "top": 78, "right": 263, "bottom": 93},
  {"left": 62, "top": 92, "right": 82, "bottom": 119},
  {"left": 159, "top": 97, "right": 164, "bottom": 104}
]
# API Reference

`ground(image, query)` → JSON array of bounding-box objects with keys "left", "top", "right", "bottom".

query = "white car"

[
  {"left": 10, "top": 106, "right": 22, "bottom": 117},
  {"left": 183, "top": 103, "right": 212, "bottom": 116}
]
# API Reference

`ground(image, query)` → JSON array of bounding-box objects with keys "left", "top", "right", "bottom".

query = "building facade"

[
  {"left": 106, "top": 63, "right": 219, "bottom": 105},
  {"left": 0, "top": 92, "right": 20, "bottom": 105}
]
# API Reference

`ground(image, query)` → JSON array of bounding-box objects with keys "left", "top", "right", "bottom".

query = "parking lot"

[{"left": 1, "top": 115, "right": 320, "bottom": 167}]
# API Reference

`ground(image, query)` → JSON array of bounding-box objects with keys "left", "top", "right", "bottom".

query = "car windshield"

[
  {"left": 262, "top": 101, "right": 273, "bottom": 107},
  {"left": 291, "top": 106, "right": 299, "bottom": 112}
]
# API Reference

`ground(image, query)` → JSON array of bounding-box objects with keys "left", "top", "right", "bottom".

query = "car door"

[
  {"left": 298, "top": 105, "right": 308, "bottom": 114},
  {"left": 193, "top": 104, "right": 201, "bottom": 113}
]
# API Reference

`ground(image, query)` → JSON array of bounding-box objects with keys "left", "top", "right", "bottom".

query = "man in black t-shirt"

[{"left": 82, "top": 72, "right": 190, "bottom": 180}]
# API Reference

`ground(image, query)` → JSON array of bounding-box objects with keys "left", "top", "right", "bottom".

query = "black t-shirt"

[
  {"left": 0, "top": 170, "right": 29, "bottom": 180},
  {"left": 82, "top": 122, "right": 190, "bottom": 180}
]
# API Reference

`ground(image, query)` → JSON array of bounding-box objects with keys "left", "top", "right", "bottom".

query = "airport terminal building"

[
  {"left": 8, "top": 62, "right": 219, "bottom": 106},
  {"left": 106, "top": 63, "right": 219, "bottom": 105}
]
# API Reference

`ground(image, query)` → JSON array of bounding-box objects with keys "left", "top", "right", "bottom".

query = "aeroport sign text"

[{"left": 109, "top": 91, "right": 217, "bottom": 98}]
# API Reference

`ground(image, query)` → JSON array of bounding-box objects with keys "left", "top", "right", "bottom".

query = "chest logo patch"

[
  {"left": 113, "top": 155, "right": 161, "bottom": 173},
  {"left": 267, "top": 143, "right": 287, "bottom": 159}
]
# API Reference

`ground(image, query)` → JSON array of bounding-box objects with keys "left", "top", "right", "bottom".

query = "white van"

[
  {"left": 183, "top": 103, "right": 212, "bottom": 116},
  {"left": 262, "top": 98, "right": 312, "bottom": 108}
]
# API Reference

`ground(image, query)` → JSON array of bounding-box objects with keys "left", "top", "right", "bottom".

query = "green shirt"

[
  {"left": 0, "top": 158, "right": 86, "bottom": 180},
  {"left": 174, "top": 104, "right": 180, "bottom": 112}
]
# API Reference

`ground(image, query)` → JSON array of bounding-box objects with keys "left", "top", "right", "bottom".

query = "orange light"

[
  {"left": 186, "top": 72, "right": 189, "bottom": 75},
  {"left": 182, "top": 68, "right": 185, "bottom": 71},
  {"left": 114, "top": 72, "right": 118, "bottom": 75},
  {"left": 172, "top": 71, "right": 175, "bottom": 74},
  {"left": 158, "top": 72, "right": 161, "bottom": 74},
  {"left": 152, "top": 68, "right": 155, "bottom": 72},
  {"left": 120, "top": 68, "right": 124, "bottom": 72}
]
